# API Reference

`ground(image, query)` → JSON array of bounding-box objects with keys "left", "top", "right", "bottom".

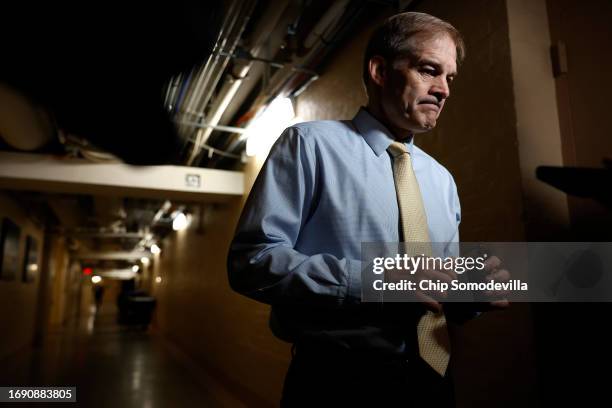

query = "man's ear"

[{"left": 368, "top": 56, "right": 387, "bottom": 87}]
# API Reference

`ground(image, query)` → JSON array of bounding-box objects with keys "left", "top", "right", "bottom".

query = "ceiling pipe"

[
  {"left": 258, "top": 0, "right": 350, "bottom": 103},
  {"left": 184, "top": 0, "right": 257, "bottom": 165},
  {"left": 164, "top": 72, "right": 183, "bottom": 112},
  {"left": 181, "top": 0, "right": 241, "bottom": 115},
  {"left": 184, "top": 0, "right": 291, "bottom": 166},
  {"left": 193, "top": 0, "right": 257, "bottom": 117},
  {"left": 303, "top": 0, "right": 350, "bottom": 49},
  {"left": 174, "top": 0, "right": 243, "bottom": 137}
]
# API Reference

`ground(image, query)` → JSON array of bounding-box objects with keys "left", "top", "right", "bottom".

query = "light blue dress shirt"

[{"left": 228, "top": 108, "right": 462, "bottom": 354}]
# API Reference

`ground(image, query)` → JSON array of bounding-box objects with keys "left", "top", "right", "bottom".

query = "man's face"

[{"left": 379, "top": 33, "right": 458, "bottom": 135}]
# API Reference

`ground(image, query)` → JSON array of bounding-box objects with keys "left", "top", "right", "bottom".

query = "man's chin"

[{"left": 411, "top": 121, "right": 437, "bottom": 133}]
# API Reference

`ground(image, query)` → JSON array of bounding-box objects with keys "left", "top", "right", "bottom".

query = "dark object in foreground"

[
  {"left": 117, "top": 290, "right": 157, "bottom": 329},
  {"left": 536, "top": 165, "right": 612, "bottom": 208}
]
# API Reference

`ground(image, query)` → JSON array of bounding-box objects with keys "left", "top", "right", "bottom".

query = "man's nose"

[{"left": 430, "top": 77, "right": 450, "bottom": 101}]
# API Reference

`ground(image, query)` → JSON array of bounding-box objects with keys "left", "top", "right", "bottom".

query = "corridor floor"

[{"left": 0, "top": 306, "right": 231, "bottom": 407}]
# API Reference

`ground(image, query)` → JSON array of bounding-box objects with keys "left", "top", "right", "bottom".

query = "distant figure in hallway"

[
  {"left": 228, "top": 11, "right": 509, "bottom": 407},
  {"left": 93, "top": 284, "right": 105, "bottom": 314}
]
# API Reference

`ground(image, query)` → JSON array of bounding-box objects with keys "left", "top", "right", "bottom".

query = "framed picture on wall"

[
  {"left": 22, "top": 235, "right": 39, "bottom": 283},
  {"left": 0, "top": 218, "right": 21, "bottom": 281}
]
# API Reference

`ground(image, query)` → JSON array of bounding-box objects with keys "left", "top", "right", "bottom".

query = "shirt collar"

[{"left": 352, "top": 107, "right": 414, "bottom": 157}]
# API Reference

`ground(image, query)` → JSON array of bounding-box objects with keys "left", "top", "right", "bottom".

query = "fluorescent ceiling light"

[{"left": 172, "top": 212, "right": 190, "bottom": 231}]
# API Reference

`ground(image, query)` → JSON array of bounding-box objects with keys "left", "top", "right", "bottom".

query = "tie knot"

[{"left": 387, "top": 141, "right": 409, "bottom": 158}]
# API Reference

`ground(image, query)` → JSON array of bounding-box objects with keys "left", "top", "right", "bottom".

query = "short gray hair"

[{"left": 362, "top": 12, "right": 465, "bottom": 87}]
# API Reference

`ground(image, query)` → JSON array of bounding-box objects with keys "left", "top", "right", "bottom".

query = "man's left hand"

[{"left": 481, "top": 255, "right": 511, "bottom": 309}]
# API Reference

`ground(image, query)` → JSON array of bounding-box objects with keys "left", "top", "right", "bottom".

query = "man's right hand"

[{"left": 385, "top": 264, "right": 457, "bottom": 313}]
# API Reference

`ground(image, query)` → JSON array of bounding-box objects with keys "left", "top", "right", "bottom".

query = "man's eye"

[{"left": 420, "top": 67, "right": 436, "bottom": 76}]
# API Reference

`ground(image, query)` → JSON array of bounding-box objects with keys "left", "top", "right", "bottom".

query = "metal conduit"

[
  {"left": 174, "top": 0, "right": 242, "bottom": 137},
  {"left": 185, "top": 0, "right": 257, "bottom": 165}
]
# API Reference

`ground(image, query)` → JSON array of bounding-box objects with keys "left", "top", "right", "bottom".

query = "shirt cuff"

[{"left": 345, "top": 259, "right": 362, "bottom": 303}]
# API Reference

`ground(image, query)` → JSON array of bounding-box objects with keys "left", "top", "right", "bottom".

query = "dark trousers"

[{"left": 281, "top": 343, "right": 455, "bottom": 407}]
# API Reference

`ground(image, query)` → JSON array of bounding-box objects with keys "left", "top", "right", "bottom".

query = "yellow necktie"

[{"left": 387, "top": 141, "right": 450, "bottom": 376}]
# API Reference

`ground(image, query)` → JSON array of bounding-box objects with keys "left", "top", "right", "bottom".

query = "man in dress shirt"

[{"left": 228, "top": 11, "right": 507, "bottom": 407}]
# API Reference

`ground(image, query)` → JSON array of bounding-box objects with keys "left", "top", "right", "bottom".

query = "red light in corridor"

[{"left": 83, "top": 267, "right": 93, "bottom": 276}]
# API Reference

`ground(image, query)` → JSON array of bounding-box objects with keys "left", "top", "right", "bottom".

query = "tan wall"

[
  {"left": 139, "top": 260, "right": 153, "bottom": 295},
  {"left": 294, "top": 22, "right": 371, "bottom": 121},
  {"left": 48, "top": 237, "right": 70, "bottom": 327},
  {"left": 412, "top": 0, "right": 526, "bottom": 242},
  {"left": 507, "top": 0, "right": 570, "bottom": 240},
  {"left": 33, "top": 234, "right": 72, "bottom": 340},
  {"left": 0, "top": 193, "right": 44, "bottom": 360},
  {"left": 65, "top": 261, "right": 83, "bottom": 323},
  {"left": 152, "top": 199, "right": 288, "bottom": 407}
]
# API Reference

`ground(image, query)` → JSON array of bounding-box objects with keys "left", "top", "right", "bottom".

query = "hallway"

[{"left": 0, "top": 306, "right": 239, "bottom": 407}]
